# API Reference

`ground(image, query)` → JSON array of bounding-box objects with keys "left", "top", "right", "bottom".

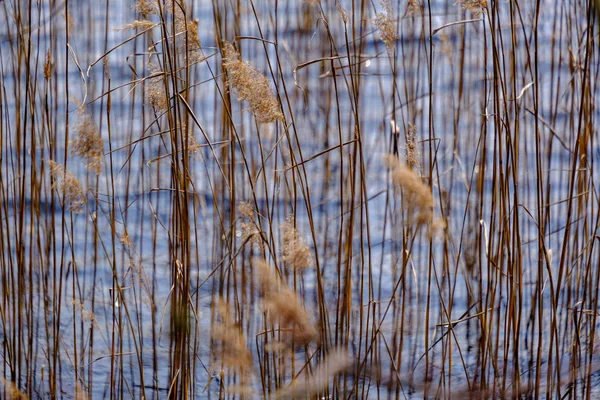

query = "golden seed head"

[
  {"left": 211, "top": 299, "right": 253, "bottom": 371},
  {"left": 145, "top": 61, "right": 169, "bottom": 112},
  {"left": 454, "top": 0, "right": 488, "bottom": 15},
  {"left": 222, "top": 42, "right": 284, "bottom": 123},
  {"left": 406, "top": 0, "right": 423, "bottom": 16},
  {"left": 47, "top": 160, "right": 86, "bottom": 213},
  {"left": 71, "top": 107, "right": 104, "bottom": 174},
  {"left": 44, "top": 50, "right": 53, "bottom": 80},
  {"left": 374, "top": 1, "right": 398, "bottom": 51},
  {"left": 255, "top": 258, "right": 318, "bottom": 345},
  {"left": 115, "top": 20, "right": 156, "bottom": 31},
  {"left": 383, "top": 154, "right": 434, "bottom": 226},
  {"left": 134, "top": 0, "right": 157, "bottom": 17},
  {"left": 406, "top": 122, "right": 420, "bottom": 171},
  {"left": 281, "top": 216, "right": 313, "bottom": 272}
]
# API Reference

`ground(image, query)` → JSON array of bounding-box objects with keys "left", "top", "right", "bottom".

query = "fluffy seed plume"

[
  {"left": 405, "top": 122, "right": 420, "bottom": 171},
  {"left": 211, "top": 299, "right": 253, "bottom": 371},
  {"left": 406, "top": 0, "right": 423, "bottom": 16},
  {"left": 44, "top": 50, "right": 53, "bottom": 80},
  {"left": 145, "top": 61, "right": 169, "bottom": 112},
  {"left": 255, "top": 259, "right": 318, "bottom": 345},
  {"left": 281, "top": 216, "right": 313, "bottom": 272},
  {"left": 1, "top": 378, "right": 28, "bottom": 400},
  {"left": 115, "top": 20, "right": 156, "bottom": 31},
  {"left": 374, "top": 1, "right": 398, "bottom": 50},
  {"left": 134, "top": 0, "right": 157, "bottom": 17},
  {"left": 71, "top": 107, "right": 104, "bottom": 174},
  {"left": 275, "top": 348, "right": 352, "bottom": 399},
  {"left": 221, "top": 42, "right": 283, "bottom": 123},
  {"left": 47, "top": 160, "right": 86, "bottom": 213},
  {"left": 383, "top": 154, "right": 433, "bottom": 226},
  {"left": 454, "top": 0, "right": 488, "bottom": 15}
]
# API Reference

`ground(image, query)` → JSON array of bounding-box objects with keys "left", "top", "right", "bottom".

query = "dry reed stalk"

[
  {"left": 221, "top": 42, "right": 283, "bottom": 123},
  {"left": 71, "top": 107, "right": 104, "bottom": 174},
  {"left": 373, "top": 1, "right": 398, "bottom": 50},
  {"left": 47, "top": 160, "right": 86, "bottom": 213}
]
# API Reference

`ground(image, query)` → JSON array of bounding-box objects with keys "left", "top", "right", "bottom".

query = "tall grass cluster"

[{"left": 1, "top": 0, "right": 599, "bottom": 398}]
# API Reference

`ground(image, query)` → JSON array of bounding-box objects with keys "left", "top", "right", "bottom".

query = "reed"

[{"left": 1, "top": 0, "right": 598, "bottom": 398}]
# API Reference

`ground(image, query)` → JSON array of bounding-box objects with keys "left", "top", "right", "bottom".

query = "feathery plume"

[
  {"left": 221, "top": 42, "right": 283, "bottom": 123},
  {"left": 454, "top": 0, "right": 487, "bottom": 15},
  {"left": 406, "top": 0, "right": 423, "bottom": 16},
  {"left": 405, "top": 122, "right": 420, "bottom": 171},
  {"left": 134, "top": 0, "right": 157, "bottom": 17},
  {"left": 44, "top": 50, "right": 53, "bottom": 80},
  {"left": 211, "top": 299, "right": 253, "bottom": 371},
  {"left": 275, "top": 348, "right": 352, "bottom": 398},
  {"left": 255, "top": 259, "right": 318, "bottom": 345},
  {"left": 145, "top": 61, "right": 169, "bottom": 112},
  {"left": 238, "top": 202, "right": 255, "bottom": 218},
  {"left": 47, "top": 160, "right": 86, "bottom": 213},
  {"left": 71, "top": 107, "right": 104, "bottom": 174},
  {"left": 280, "top": 216, "right": 313, "bottom": 272},
  {"left": 374, "top": 1, "right": 398, "bottom": 50},
  {"left": 1, "top": 378, "right": 28, "bottom": 400},
  {"left": 115, "top": 20, "right": 156, "bottom": 31},
  {"left": 383, "top": 154, "right": 433, "bottom": 226}
]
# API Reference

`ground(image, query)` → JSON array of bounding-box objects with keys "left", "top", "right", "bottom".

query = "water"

[{"left": 1, "top": 0, "right": 599, "bottom": 398}]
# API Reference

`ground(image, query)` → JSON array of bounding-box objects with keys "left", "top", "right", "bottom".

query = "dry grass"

[{"left": 2, "top": 0, "right": 598, "bottom": 398}]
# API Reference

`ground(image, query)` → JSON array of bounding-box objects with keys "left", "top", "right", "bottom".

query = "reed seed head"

[
  {"left": 374, "top": 1, "right": 398, "bottom": 51},
  {"left": 211, "top": 299, "right": 253, "bottom": 372},
  {"left": 406, "top": 0, "right": 423, "bottom": 16},
  {"left": 145, "top": 61, "right": 169, "bottom": 112},
  {"left": 406, "top": 122, "right": 420, "bottom": 171},
  {"left": 383, "top": 154, "right": 434, "bottom": 226},
  {"left": 71, "top": 107, "right": 104, "bottom": 174},
  {"left": 454, "top": 0, "right": 488, "bottom": 15},
  {"left": 134, "top": 0, "right": 157, "bottom": 17},
  {"left": 255, "top": 258, "right": 318, "bottom": 345},
  {"left": 221, "top": 42, "right": 283, "bottom": 123},
  {"left": 281, "top": 216, "right": 313, "bottom": 272},
  {"left": 44, "top": 50, "right": 53, "bottom": 80},
  {"left": 1, "top": 378, "right": 28, "bottom": 400},
  {"left": 115, "top": 20, "right": 155, "bottom": 31},
  {"left": 275, "top": 348, "right": 352, "bottom": 398},
  {"left": 47, "top": 160, "right": 86, "bottom": 213}
]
